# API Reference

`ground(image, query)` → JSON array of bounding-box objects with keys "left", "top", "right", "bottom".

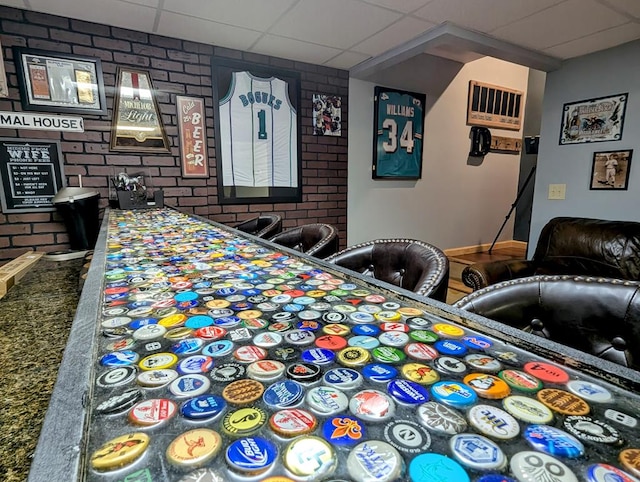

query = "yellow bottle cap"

[
  {"left": 166, "top": 428, "right": 222, "bottom": 468},
  {"left": 158, "top": 313, "right": 187, "bottom": 328},
  {"left": 90, "top": 432, "right": 150, "bottom": 471},
  {"left": 337, "top": 346, "right": 371, "bottom": 367}
]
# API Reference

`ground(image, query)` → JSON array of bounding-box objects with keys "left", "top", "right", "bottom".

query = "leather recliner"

[
  {"left": 269, "top": 223, "right": 339, "bottom": 259},
  {"left": 462, "top": 216, "right": 640, "bottom": 290},
  {"left": 325, "top": 239, "right": 450, "bottom": 302},
  {"left": 455, "top": 275, "right": 640, "bottom": 369},
  {"left": 234, "top": 214, "right": 282, "bottom": 239}
]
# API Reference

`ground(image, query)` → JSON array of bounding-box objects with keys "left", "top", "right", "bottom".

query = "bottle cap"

[
  {"left": 450, "top": 433, "right": 506, "bottom": 471},
  {"left": 409, "top": 453, "right": 469, "bottom": 482},
  {"left": 225, "top": 437, "right": 277, "bottom": 474},
  {"left": 90, "top": 432, "right": 150, "bottom": 471},
  {"left": 346, "top": 440, "right": 403, "bottom": 482},
  {"left": 510, "top": 451, "right": 578, "bottom": 482},
  {"left": 283, "top": 436, "right": 337, "bottom": 481},
  {"left": 417, "top": 401, "right": 467, "bottom": 434}
]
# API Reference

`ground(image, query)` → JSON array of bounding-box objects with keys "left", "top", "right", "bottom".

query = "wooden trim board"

[
  {"left": 0, "top": 251, "right": 44, "bottom": 297},
  {"left": 444, "top": 240, "right": 527, "bottom": 257}
]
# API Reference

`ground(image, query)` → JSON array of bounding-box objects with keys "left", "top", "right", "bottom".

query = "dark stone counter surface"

[{"left": 0, "top": 258, "right": 82, "bottom": 482}]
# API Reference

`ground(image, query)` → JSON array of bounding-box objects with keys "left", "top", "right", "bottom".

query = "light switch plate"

[{"left": 548, "top": 183, "right": 566, "bottom": 200}]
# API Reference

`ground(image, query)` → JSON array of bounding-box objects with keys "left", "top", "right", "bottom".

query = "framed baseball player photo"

[
  {"left": 212, "top": 58, "right": 302, "bottom": 204},
  {"left": 590, "top": 149, "right": 632, "bottom": 190},
  {"left": 373, "top": 86, "right": 426, "bottom": 180}
]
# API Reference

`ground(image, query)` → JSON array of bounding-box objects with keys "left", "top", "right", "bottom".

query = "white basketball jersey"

[{"left": 219, "top": 71, "right": 298, "bottom": 187}]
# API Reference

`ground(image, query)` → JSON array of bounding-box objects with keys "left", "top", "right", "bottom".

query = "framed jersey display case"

[
  {"left": 212, "top": 58, "right": 302, "bottom": 204},
  {"left": 373, "top": 86, "right": 426, "bottom": 180}
]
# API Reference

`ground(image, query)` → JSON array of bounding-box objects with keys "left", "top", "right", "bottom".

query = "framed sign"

[
  {"left": 212, "top": 58, "right": 301, "bottom": 204},
  {"left": 177, "top": 96, "right": 208, "bottom": 178},
  {"left": 0, "top": 40, "right": 8, "bottom": 98},
  {"left": 560, "top": 93, "right": 627, "bottom": 145},
  {"left": 467, "top": 80, "right": 523, "bottom": 131},
  {"left": 13, "top": 47, "right": 106, "bottom": 115},
  {"left": 110, "top": 67, "right": 170, "bottom": 153},
  {"left": 0, "top": 138, "right": 65, "bottom": 213},
  {"left": 373, "top": 86, "right": 426, "bottom": 180},
  {"left": 590, "top": 149, "right": 632, "bottom": 190}
]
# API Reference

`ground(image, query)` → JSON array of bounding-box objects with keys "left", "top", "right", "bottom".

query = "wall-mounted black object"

[
  {"left": 524, "top": 136, "right": 540, "bottom": 154},
  {"left": 469, "top": 126, "right": 491, "bottom": 157}
]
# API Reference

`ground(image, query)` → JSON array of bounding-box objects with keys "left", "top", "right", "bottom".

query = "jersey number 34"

[{"left": 381, "top": 119, "right": 414, "bottom": 154}]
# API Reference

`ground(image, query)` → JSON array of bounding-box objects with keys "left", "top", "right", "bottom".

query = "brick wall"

[{"left": 0, "top": 6, "right": 348, "bottom": 262}]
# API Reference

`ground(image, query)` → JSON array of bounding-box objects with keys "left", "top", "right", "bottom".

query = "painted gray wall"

[
  {"left": 529, "top": 39, "right": 640, "bottom": 254},
  {"left": 348, "top": 57, "right": 529, "bottom": 250}
]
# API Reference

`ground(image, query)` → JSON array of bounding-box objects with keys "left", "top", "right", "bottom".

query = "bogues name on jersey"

[{"left": 239, "top": 91, "right": 283, "bottom": 110}]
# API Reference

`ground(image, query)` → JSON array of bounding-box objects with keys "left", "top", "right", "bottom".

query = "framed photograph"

[
  {"left": 467, "top": 80, "right": 523, "bottom": 131},
  {"left": 13, "top": 47, "right": 106, "bottom": 115},
  {"left": 212, "top": 57, "right": 302, "bottom": 205},
  {"left": 177, "top": 95, "right": 208, "bottom": 178},
  {"left": 110, "top": 67, "right": 170, "bottom": 153},
  {"left": 373, "top": 86, "right": 426, "bottom": 180},
  {"left": 313, "top": 94, "right": 341, "bottom": 136},
  {"left": 590, "top": 149, "right": 632, "bottom": 190},
  {"left": 560, "top": 93, "right": 627, "bottom": 145}
]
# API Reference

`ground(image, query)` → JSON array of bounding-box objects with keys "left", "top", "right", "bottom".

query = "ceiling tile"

[
  {"left": 250, "top": 34, "right": 342, "bottom": 65},
  {"left": 602, "top": 0, "right": 640, "bottom": 19},
  {"left": 352, "top": 16, "right": 436, "bottom": 56},
  {"left": 270, "top": 0, "right": 402, "bottom": 49},
  {"left": 122, "top": 0, "right": 159, "bottom": 7},
  {"left": 0, "top": 0, "right": 27, "bottom": 8},
  {"left": 544, "top": 22, "right": 640, "bottom": 58},
  {"left": 360, "top": 0, "right": 434, "bottom": 14},
  {"left": 157, "top": 12, "right": 262, "bottom": 50},
  {"left": 325, "top": 50, "right": 371, "bottom": 69},
  {"left": 27, "top": 0, "right": 157, "bottom": 31},
  {"left": 491, "top": 0, "right": 630, "bottom": 50},
  {"left": 161, "top": 0, "right": 296, "bottom": 31},
  {"left": 413, "top": 0, "right": 565, "bottom": 33}
]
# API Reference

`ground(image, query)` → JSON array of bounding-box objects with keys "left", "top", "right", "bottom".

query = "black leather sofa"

[
  {"left": 462, "top": 216, "right": 640, "bottom": 290},
  {"left": 455, "top": 275, "right": 640, "bottom": 369}
]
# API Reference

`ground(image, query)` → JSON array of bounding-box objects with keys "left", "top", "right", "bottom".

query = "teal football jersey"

[{"left": 374, "top": 89, "right": 425, "bottom": 178}]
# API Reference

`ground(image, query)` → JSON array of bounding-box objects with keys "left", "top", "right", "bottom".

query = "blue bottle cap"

[
  {"left": 450, "top": 433, "right": 506, "bottom": 470},
  {"left": 434, "top": 340, "right": 468, "bottom": 356},
  {"left": 301, "top": 348, "right": 336, "bottom": 365},
  {"left": 323, "top": 368, "right": 363, "bottom": 390},
  {"left": 177, "top": 355, "right": 213, "bottom": 375},
  {"left": 586, "top": 463, "right": 639, "bottom": 482},
  {"left": 462, "top": 334, "right": 494, "bottom": 350},
  {"left": 201, "top": 340, "right": 234, "bottom": 357},
  {"left": 263, "top": 380, "right": 304, "bottom": 408},
  {"left": 171, "top": 338, "right": 204, "bottom": 355},
  {"left": 524, "top": 425, "right": 585, "bottom": 458},
  {"left": 362, "top": 363, "right": 398, "bottom": 382},
  {"left": 348, "top": 335, "right": 380, "bottom": 350},
  {"left": 352, "top": 324, "right": 380, "bottom": 336},
  {"left": 184, "top": 315, "right": 214, "bottom": 329},
  {"left": 128, "top": 317, "right": 158, "bottom": 330},
  {"left": 387, "top": 379, "right": 429, "bottom": 405},
  {"left": 409, "top": 453, "right": 469, "bottom": 482},
  {"left": 225, "top": 437, "right": 278, "bottom": 473},
  {"left": 100, "top": 350, "right": 139, "bottom": 366},
  {"left": 430, "top": 380, "right": 478, "bottom": 408},
  {"left": 322, "top": 415, "right": 366, "bottom": 446},
  {"left": 213, "top": 315, "right": 241, "bottom": 328},
  {"left": 180, "top": 394, "right": 226, "bottom": 420},
  {"left": 174, "top": 291, "right": 198, "bottom": 302},
  {"left": 477, "top": 475, "right": 517, "bottom": 482}
]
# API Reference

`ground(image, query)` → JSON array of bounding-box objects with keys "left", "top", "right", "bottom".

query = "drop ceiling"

[{"left": 3, "top": 0, "right": 640, "bottom": 72}]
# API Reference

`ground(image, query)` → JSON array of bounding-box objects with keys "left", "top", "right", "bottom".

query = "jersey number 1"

[
  {"left": 382, "top": 119, "right": 414, "bottom": 154},
  {"left": 257, "top": 110, "right": 267, "bottom": 140}
]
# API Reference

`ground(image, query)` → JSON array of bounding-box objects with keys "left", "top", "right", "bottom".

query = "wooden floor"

[{"left": 445, "top": 242, "right": 527, "bottom": 304}]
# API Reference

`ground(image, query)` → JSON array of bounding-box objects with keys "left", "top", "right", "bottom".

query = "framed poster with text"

[
  {"left": 373, "top": 86, "right": 426, "bottom": 180},
  {"left": 212, "top": 58, "right": 302, "bottom": 204},
  {"left": 0, "top": 138, "right": 65, "bottom": 213},
  {"left": 177, "top": 96, "right": 208, "bottom": 178},
  {"left": 560, "top": 93, "right": 627, "bottom": 145}
]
